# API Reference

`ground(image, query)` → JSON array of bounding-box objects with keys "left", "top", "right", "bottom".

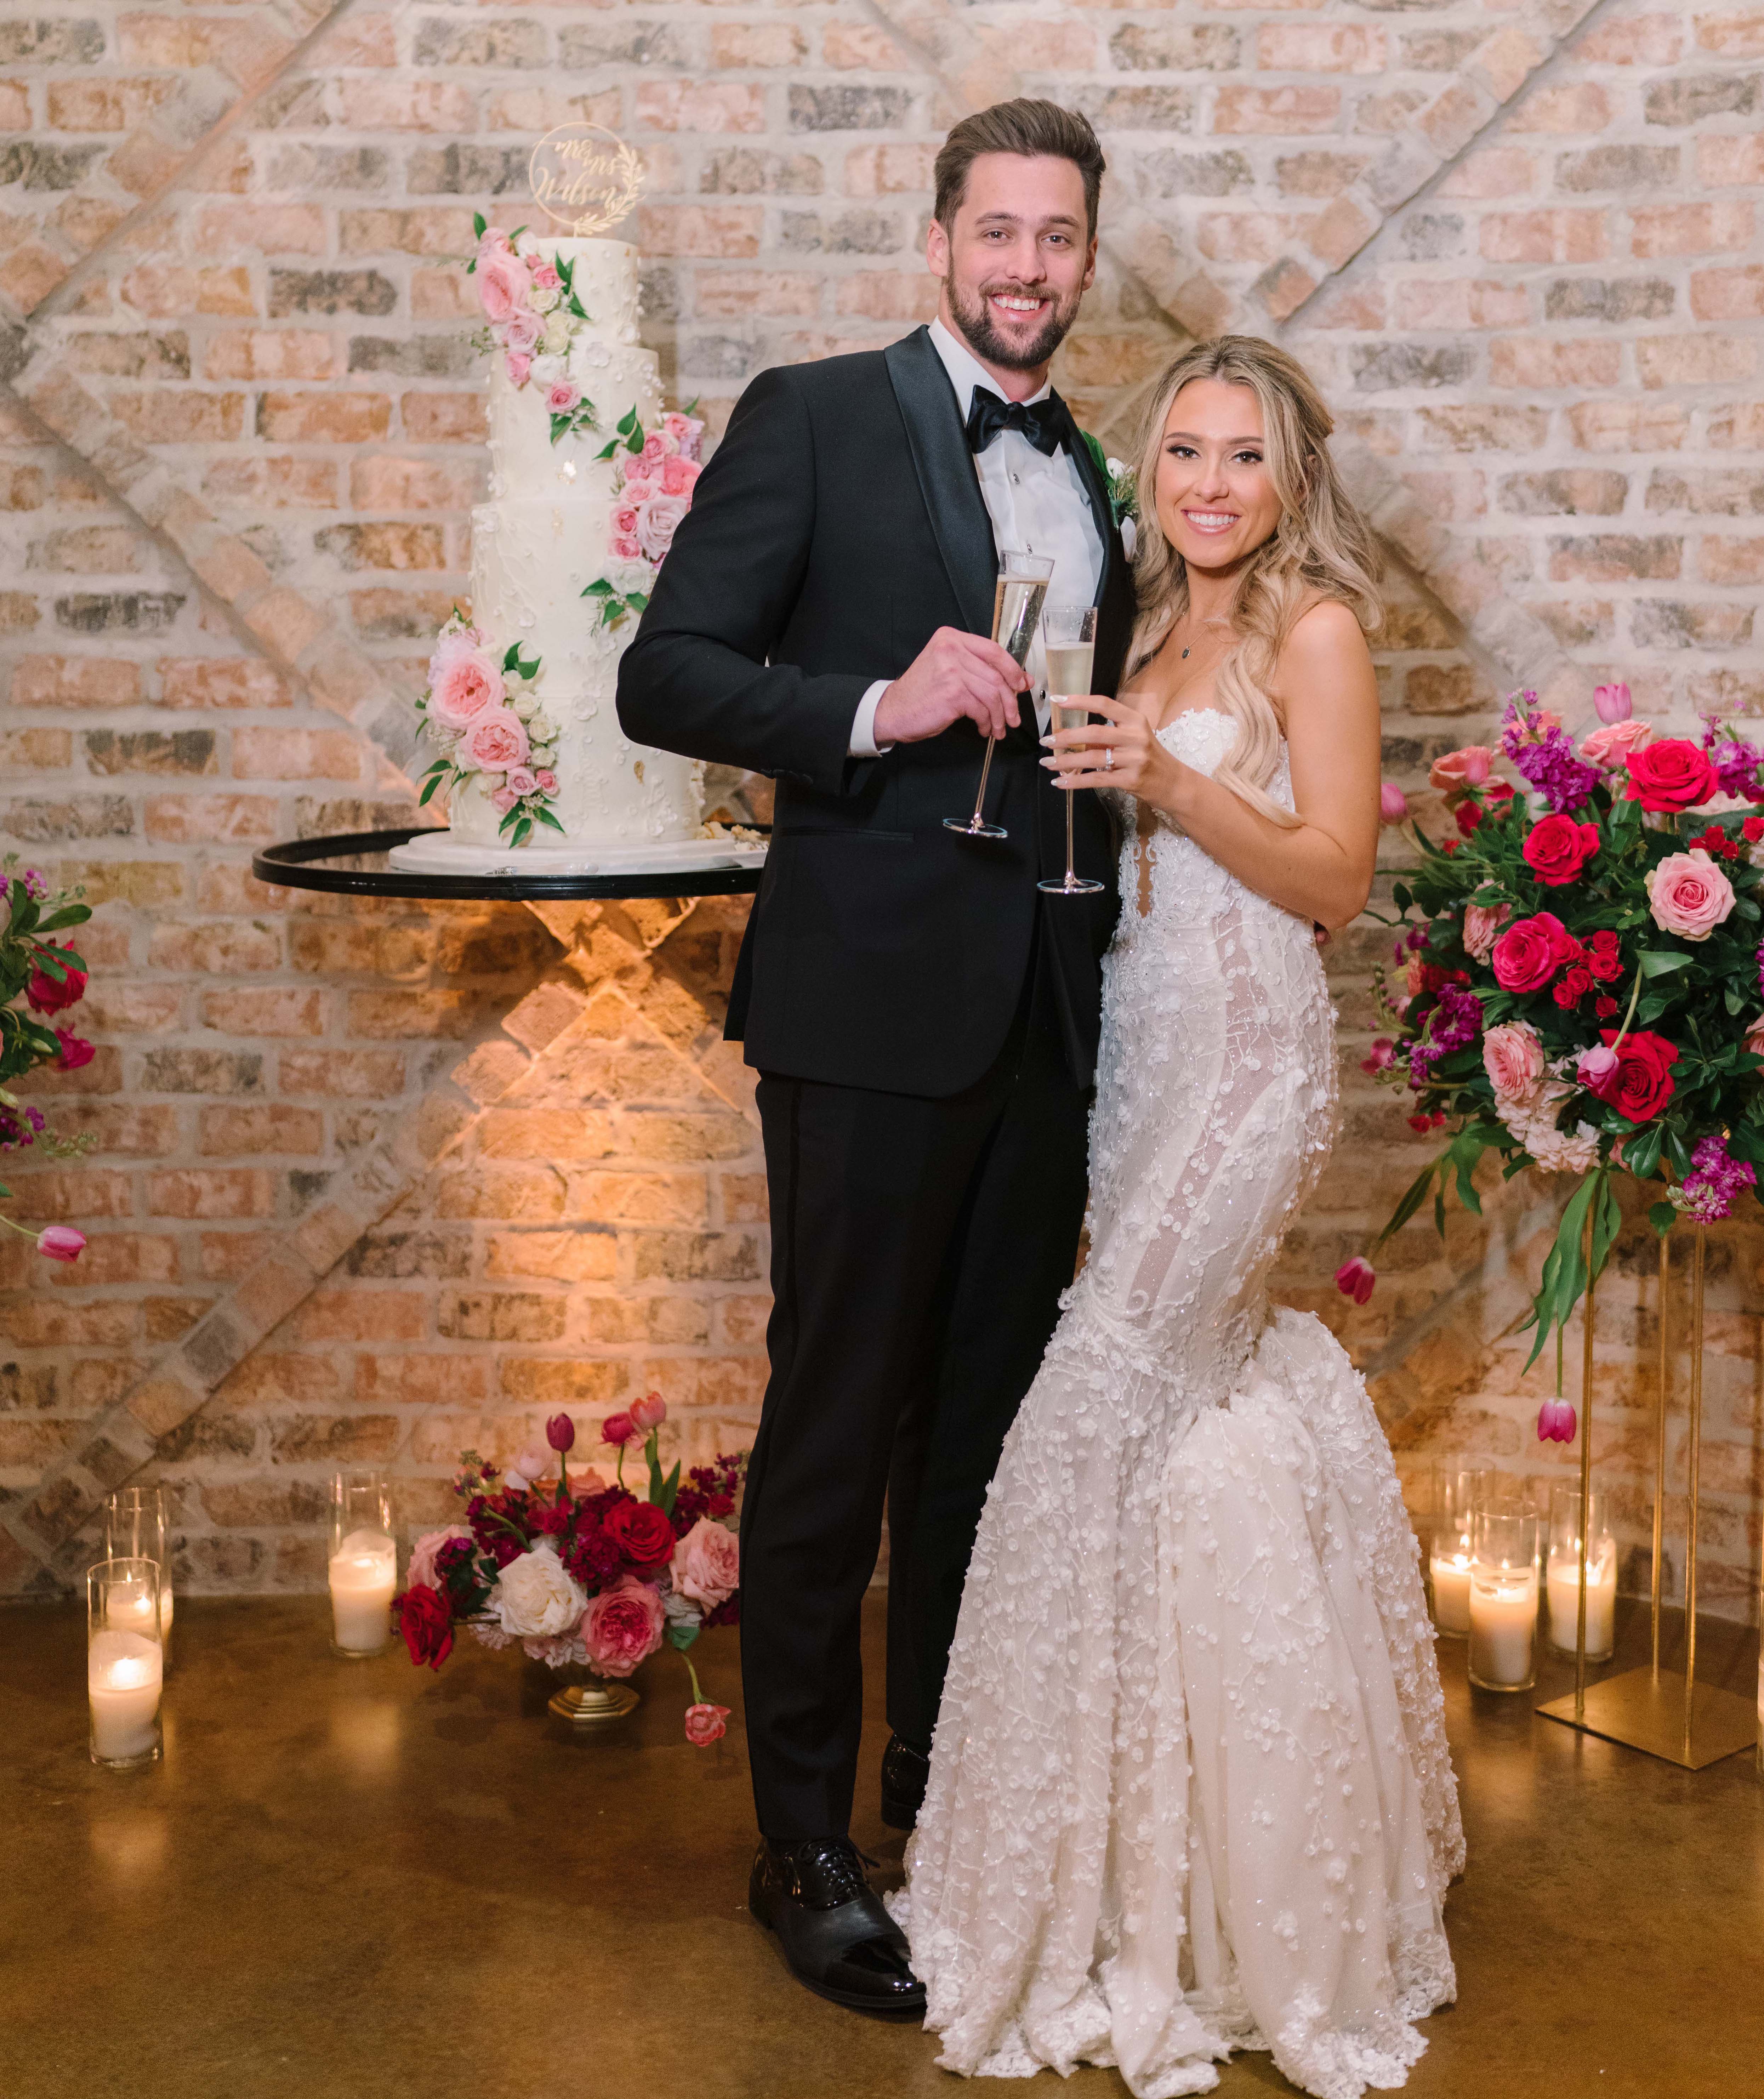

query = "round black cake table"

[{"left": 252, "top": 827, "right": 766, "bottom": 904}]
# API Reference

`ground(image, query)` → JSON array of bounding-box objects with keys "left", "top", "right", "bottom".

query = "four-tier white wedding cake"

[{"left": 391, "top": 234, "right": 761, "bottom": 877}]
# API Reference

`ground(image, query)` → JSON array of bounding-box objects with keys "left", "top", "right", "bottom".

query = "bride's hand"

[{"left": 1041, "top": 695, "right": 1180, "bottom": 803}]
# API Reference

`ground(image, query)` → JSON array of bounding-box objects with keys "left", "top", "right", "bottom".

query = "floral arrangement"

[
  {"left": 468, "top": 214, "right": 599, "bottom": 445},
  {"left": 416, "top": 612, "right": 562, "bottom": 847},
  {"left": 582, "top": 408, "right": 706, "bottom": 633},
  {"left": 1077, "top": 429, "right": 1138, "bottom": 561},
  {"left": 1343, "top": 684, "right": 1764, "bottom": 1435},
  {"left": 394, "top": 1395, "right": 744, "bottom": 1746},
  {"left": 0, "top": 861, "right": 95, "bottom": 1264}
]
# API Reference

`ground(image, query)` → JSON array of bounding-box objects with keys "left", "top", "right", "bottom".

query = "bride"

[{"left": 894, "top": 337, "right": 1464, "bottom": 2099}]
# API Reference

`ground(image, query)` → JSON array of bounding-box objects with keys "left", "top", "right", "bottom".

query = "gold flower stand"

[{"left": 1537, "top": 1224, "right": 1758, "bottom": 1768}]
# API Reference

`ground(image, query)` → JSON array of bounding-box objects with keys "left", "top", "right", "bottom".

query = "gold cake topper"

[{"left": 528, "top": 117, "right": 644, "bottom": 238}]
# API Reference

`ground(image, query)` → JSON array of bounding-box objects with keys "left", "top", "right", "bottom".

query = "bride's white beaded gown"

[{"left": 895, "top": 708, "right": 1464, "bottom": 2099}]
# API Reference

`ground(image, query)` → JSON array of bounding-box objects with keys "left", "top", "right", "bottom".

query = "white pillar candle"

[
  {"left": 1469, "top": 1568, "right": 1538, "bottom": 1689},
  {"left": 1546, "top": 1547, "right": 1616, "bottom": 1657},
  {"left": 106, "top": 1586, "right": 159, "bottom": 1637},
  {"left": 329, "top": 1530, "right": 397, "bottom": 1654},
  {"left": 1430, "top": 1550, "right": 1473, "bottom": 1634},
  {"left": 89, "top": 1629, "right": 163, "bottom": 1762}
]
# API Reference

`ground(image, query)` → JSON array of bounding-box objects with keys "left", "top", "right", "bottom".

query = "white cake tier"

[{"left": 387, "top": 829, "right": 767, "bottom": 879}]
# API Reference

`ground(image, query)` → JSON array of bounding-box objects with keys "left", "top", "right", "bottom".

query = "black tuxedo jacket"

[{"left": 616, "top": 325, "right": 1135, "bottom": 1097}]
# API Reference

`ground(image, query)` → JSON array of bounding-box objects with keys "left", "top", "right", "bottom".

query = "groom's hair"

[{"left": 934, "top": 100, "right": 1106, "bottom": 241}]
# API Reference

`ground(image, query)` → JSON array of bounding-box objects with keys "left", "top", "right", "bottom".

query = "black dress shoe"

[
  {"left": 880, "top": 1734, "right": 930, "bottom": 1832},
  {"left": 748, "top": 1837, "right": 926, "bottom": 2015}
]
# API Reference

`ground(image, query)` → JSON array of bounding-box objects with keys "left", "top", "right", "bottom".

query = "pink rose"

[
  {"left": 660, "top": 454, "right": 701, "bottom": 497},
  {"left": 427, "top": 649, "right": 504, "bottom": 734},
  {"left": 1379, "top": 783, "right": 1409, "bottom": 825},
  {"left": 1746, "top": 1013, "right": 1764, "bottom": 1064},
  {"left": 1593, "top": 681, "right": 1632, "bottom": 724},
  {"left": 460, "top": 708, "right": 530, "bottom": 774},
  {"left": 1462, "top": 902, "right": 1511, "bottom": 961},
  {"left": 635, "top": 493, "right": 691, "bottom": 564},
  {"left": 1645, "top": 848, "right": 1736, "bottom": 941},
  {"left": 684, "top": 1702, "right": 730, "bottom": 1747},
  {"left": 673, "top": 1517, "right": 740, "bottom": 1612},
  {"left": 1483, "top": 1020, "right": 1546, "bottom": 1104},
  {"left": 611, "top": 534, "right": 641, "bottom": 561},
  {"left": 582, "top": 1575, "right": 665, "bottom": 1679},
  {"left": 1580, "top": 718, "right": 1652, "bottom": 770},
  {"left": 535, "top": 770, "right": 557, "bottom": 795},
  {"left": 1334, "top": 1256, "right": 1375, "bottom": 1306},
  {"left": 619, "top": 473, "right": 658, "bottom": 505},
  {"left": 662, "top": 411, "right": 704, "bottom": 460},
  {"left": 475, "top": 226, "right": 514, "bottom": 269},
  {"left": 505, "top": 351, "right": 531, "bottom": 387},
  {"left": 545, "top": 379, "right": 580, "bottom": 414},
  {"left": 504, "top": 765, "right": 538, "bottom": 798},
  {"left": 1428, "top": 746, "right": 1491, "bottom": 794},
  {"left": 490, "top": 785, "right": 518, "bottom": 814},
  {"left": 429, "top": 622, "right": 483, "bottom": 667},
  {"left": 613, "top": 505, "right": 639, "bottom": 537},
  {"left": 502, "top": 308, "right": 542, "bottom": 355},
  {"left": 640, "top": 431, "right": 668, "bottom": 468},
  {"left": 477, "top": 249, "right": 530, "bottom": 325},
  {"left": 408, "top": 1525, "right": 472, "bottom": 1589},
  {"left": 505, "top": 1440, "right": 554, "bottom": 1489},
  {"left": 530, "top": 261, "right": 561, "bottom": 291}
]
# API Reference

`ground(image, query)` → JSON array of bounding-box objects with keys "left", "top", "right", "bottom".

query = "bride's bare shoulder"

[{"left": 1273, "top": 598, "right": 1375, "bottom": 715}]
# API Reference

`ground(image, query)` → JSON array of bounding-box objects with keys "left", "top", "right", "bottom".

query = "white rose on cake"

[{"left": 490, "top": 1545, "right": 587, "bottom": 1639}]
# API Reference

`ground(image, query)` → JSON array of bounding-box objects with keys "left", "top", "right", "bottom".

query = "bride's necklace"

[{"left": 1176, "top": 612, "right": 1232, "bottom": 662}]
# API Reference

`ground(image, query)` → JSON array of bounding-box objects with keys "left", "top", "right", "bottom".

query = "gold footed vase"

[
  {"left": 547, "top": 1666, "right": 639, "bottom": 1727},
  {"left": 1537, "top": 1222, "right": 1757, "bottom": 1769}
]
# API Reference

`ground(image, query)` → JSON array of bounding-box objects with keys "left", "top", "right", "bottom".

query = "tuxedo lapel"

[
  {"left": 885, "top": 328, "right": 997, "bottom": 639},
  {"left": 1054, "top": 395, "right": 1135, "bottom": 700}
]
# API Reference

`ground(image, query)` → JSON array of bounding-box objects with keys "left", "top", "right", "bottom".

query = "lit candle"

[
  {"left": 106, "top": 1585, "right": 159, "bottom": 1637},
  {"left": 89, "top": 1629, "right": 163, "bottom": 1763},
  {"left": 1546, "top": 1546, "right": 1616, "bottom": 1659},
  {"left": 1430, "top": 1549, "right": 1473, "bottom": 1635},
  {"left": 329, "top": 1530, "right": 397, "bottom": 1655},
  {"left": 1469, "top": 1566, "right": 1538, "bottom": 1690}
]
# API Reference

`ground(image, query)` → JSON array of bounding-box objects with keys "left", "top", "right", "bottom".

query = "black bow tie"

[{"left": 965, "top": 386, "right": 1064, "bottom": 459}]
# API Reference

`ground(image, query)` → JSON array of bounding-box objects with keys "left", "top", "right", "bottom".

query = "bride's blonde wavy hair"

[{"left": 1127, "top": 336, "right": 1383, "bottom": 828}]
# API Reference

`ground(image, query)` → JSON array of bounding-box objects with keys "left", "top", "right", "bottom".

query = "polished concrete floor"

[{"left": 3, "top": 1593, "right": 1760, "bottom": 2099}]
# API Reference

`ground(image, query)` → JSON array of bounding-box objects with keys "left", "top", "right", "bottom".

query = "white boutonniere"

[{"left": 1079, "top": 429, "right": 1139, "bottom": 561}]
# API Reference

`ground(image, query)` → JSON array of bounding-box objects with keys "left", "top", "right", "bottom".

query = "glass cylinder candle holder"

[
  {"left": 88, "top": 1558, "right": 164, "bottom": 1769},
  {"left": 1545, "top": 1484, "right": 1616, "bottom": 1661},
  {"left": 328, "top": 1472, "right": 396, "bottom": 1658},
  {"left": 105, "top": 1484, "right": 173, "bottom": 1666},
  {"left": 1428, "top": 1462, "right": 1488, "bottom": 1638},
  {"left": 1469, "top": 1503, "right": 1540, "bottom": 1692}
]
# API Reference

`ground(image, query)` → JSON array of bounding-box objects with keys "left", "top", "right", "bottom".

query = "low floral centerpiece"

[
  {"left": 394, "top": 1395, "right": 744, "bottom": 1745},
  {"left": 1, "top": 860, "right": 96, "bottom": 1264},
  {"left": 1344, "top": 687, "right": 1764, "bottom": 1439}
]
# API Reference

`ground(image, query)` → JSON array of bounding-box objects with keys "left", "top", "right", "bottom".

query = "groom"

[{"left": 618, "top": 98, "right": 1134, "bottom": 2012}]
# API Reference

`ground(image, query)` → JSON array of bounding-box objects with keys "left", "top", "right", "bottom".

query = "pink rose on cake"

[
  {"left": 427, "top": 648, "right": 505, "bottom": 734},
  {"left": 613, "top": 505, "right": 639, "bottom": 539},
  {"left": 477, "top": 248, "right": 531, "bottom": 326},
  {"left": 503, "top": 764, "right": 539, "bottom": 798},
  {"left": 545, "top": 379, "right": 581, "bottom": 414},
  {"left": 530, "top": 260, "right": 560, "bottom": 292},
  {"left": 639, "top": 431, "right": 669, "bottom": 470},
  {"left": 535, "top": 769, "right": 557, "bottom": 795},
  {"left": 502, "top": 308, "right": 542, "bottom": 355},
  {"left": 635, "top": 494, "right": 691, "bottom": 563},
  {"left": 504, "top": 351, "right": 531, "bottom": 387},
  {"left": 660, "top": 454, "right": 701, "bottom": 497},
  {"left": 661, "top": 412, "right": 704, "bottom": 459},
  {"left": 459, "top": 709, "right": 530, "bottom": 774}
]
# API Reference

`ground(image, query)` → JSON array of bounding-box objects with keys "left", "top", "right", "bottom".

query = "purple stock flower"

[
  {"left": 1500, "top": 697, "right": 1599, "bottom": 815},
  {"left": 1407, "top": 982, "right": 1483, "bottom": 1090},
  {"left": 1701, "top": 716, "right": 1764, "bottom": 802},
  {"left": 21, "top": 869, "right": 47, "bottom": 900},
  {"left": 1672, "top": 1134, "right": 1757, "bottom": 1225}
]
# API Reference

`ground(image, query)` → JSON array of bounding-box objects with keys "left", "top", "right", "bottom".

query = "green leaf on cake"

[
  {"left": 417, "top": 774, "right": 443, "bottom": 806},
  {"left": 616, "top": 407, "right": 638, "bottom": 435},
  {"left": 501, "top": 642, "right": 521, "bottom": 671},
  {"left": 534, "top": 804, "right": 565, "bottom": 833},
  {"left": 472, "top": 211, "right": 486, "bottom": 239},
  {"left": 582, "top": 579, "right": 615, "bottom": 599},
  {"left": 625, "top": 591, "right": 648, "bottom": 614}
]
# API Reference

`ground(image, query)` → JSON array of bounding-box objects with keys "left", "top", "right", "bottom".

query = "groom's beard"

[{"left": 944, "top": 269, "right": 1083, "bottom": 374}]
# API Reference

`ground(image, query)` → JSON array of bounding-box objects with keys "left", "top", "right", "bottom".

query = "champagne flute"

[
  {"left": 1038, "top": 604, "right": 1105, "bottom": 897},
  {"left": 944, "top": 548, "right": 1054, "bottom": 842}
]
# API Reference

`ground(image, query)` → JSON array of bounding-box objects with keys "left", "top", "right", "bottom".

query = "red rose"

[
  {"left": 1522, "top": 814, "right": 1600, "bottom": 887},
  {"left": 604, "top": 1497, "right": 676, "bottom": 1572},
  {"left": 1745, "top": 815, "right": 1764, "bottom": 844},
  {"left": 1586, "top": 1029, "right": 1679, "bottom": 1123},
  {"left": 1624, "top": 739, "right": 1719, "bottom": 813},
  {"left": 1491, "top": 911, "right": 1574, "bottom": 992},
  {"left": 1456, "top": 800, "right": 1483, "bottom": 837},
  {"left": 25, "top": 943, "right": 86, "bottom": 1014},
  {"left": 395, "top": 1583, "right": 455, "bottom": 1671},
  {"left": 1584, "top": 929, "right": 1622, "bottom": 983},
  {"left": 1595, "top": 996, "right": 1619, "bottom": 1018}
]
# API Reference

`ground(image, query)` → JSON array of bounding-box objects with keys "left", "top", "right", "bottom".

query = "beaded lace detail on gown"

[{"left": 893, "top": 709, "right": 1464, "bottom": 2099}]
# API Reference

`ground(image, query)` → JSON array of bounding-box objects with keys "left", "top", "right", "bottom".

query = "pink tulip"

[
  {"left": 1537, "top": 1397, "right": 1577, "bottom": 1444},
  {"left": 545, "top": 1412, "right": 575, "bottom": 1453},
  {"left": 630, "top": 1391, "right": 667, "bottom": 1433},
  {"left": 1379, "top": 783, "right": 1409, "bottom": 825},
  {"left": 1593, "top": 682, "right": 1632, "bottom": 724},
  {"left": 37, "top": 1226, "right": 85, "bottom": 1262},
  {"left": 1335, "top": 1256, "right": 1376, "bottom": 1306},
  {"left": 684, "top": 1702, "right": 730, "bottom": 1747},
  {"left": 600, "top": 1411, "right": 641, "bottom": 1450},
  {"left": 1576, "top": 1044, "right": 1619, "bottom": 1086}
]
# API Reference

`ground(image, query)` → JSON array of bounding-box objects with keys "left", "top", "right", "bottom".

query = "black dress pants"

[{"left": 742, "top": 943, "right": 1091, "bottom": 1841}]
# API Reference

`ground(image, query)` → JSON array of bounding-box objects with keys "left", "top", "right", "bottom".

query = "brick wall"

[{"left": 0, "top": 0, "right": 1760, "bottom": 1615}]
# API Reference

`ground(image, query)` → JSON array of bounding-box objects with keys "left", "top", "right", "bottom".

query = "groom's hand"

[{"left": 872, "top": 629, "right": 1030, "bottom": 748}]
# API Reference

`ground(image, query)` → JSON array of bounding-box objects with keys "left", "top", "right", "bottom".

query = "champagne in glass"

[
  {"left": 1039, "top": 604, "right": 1105, "bottom": 896},
  {"left": 944, "top": 549, "right": 1054, "bottom": 841}
]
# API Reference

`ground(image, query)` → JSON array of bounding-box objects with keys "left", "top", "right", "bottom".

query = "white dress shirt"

[{"left": 849, "top": 318, "right": 1106, "bottom": 757}]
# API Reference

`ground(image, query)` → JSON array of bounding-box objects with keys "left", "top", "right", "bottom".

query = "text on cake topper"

[{"left": 528, "top": 121, "right": 644, "bottom": 238}]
